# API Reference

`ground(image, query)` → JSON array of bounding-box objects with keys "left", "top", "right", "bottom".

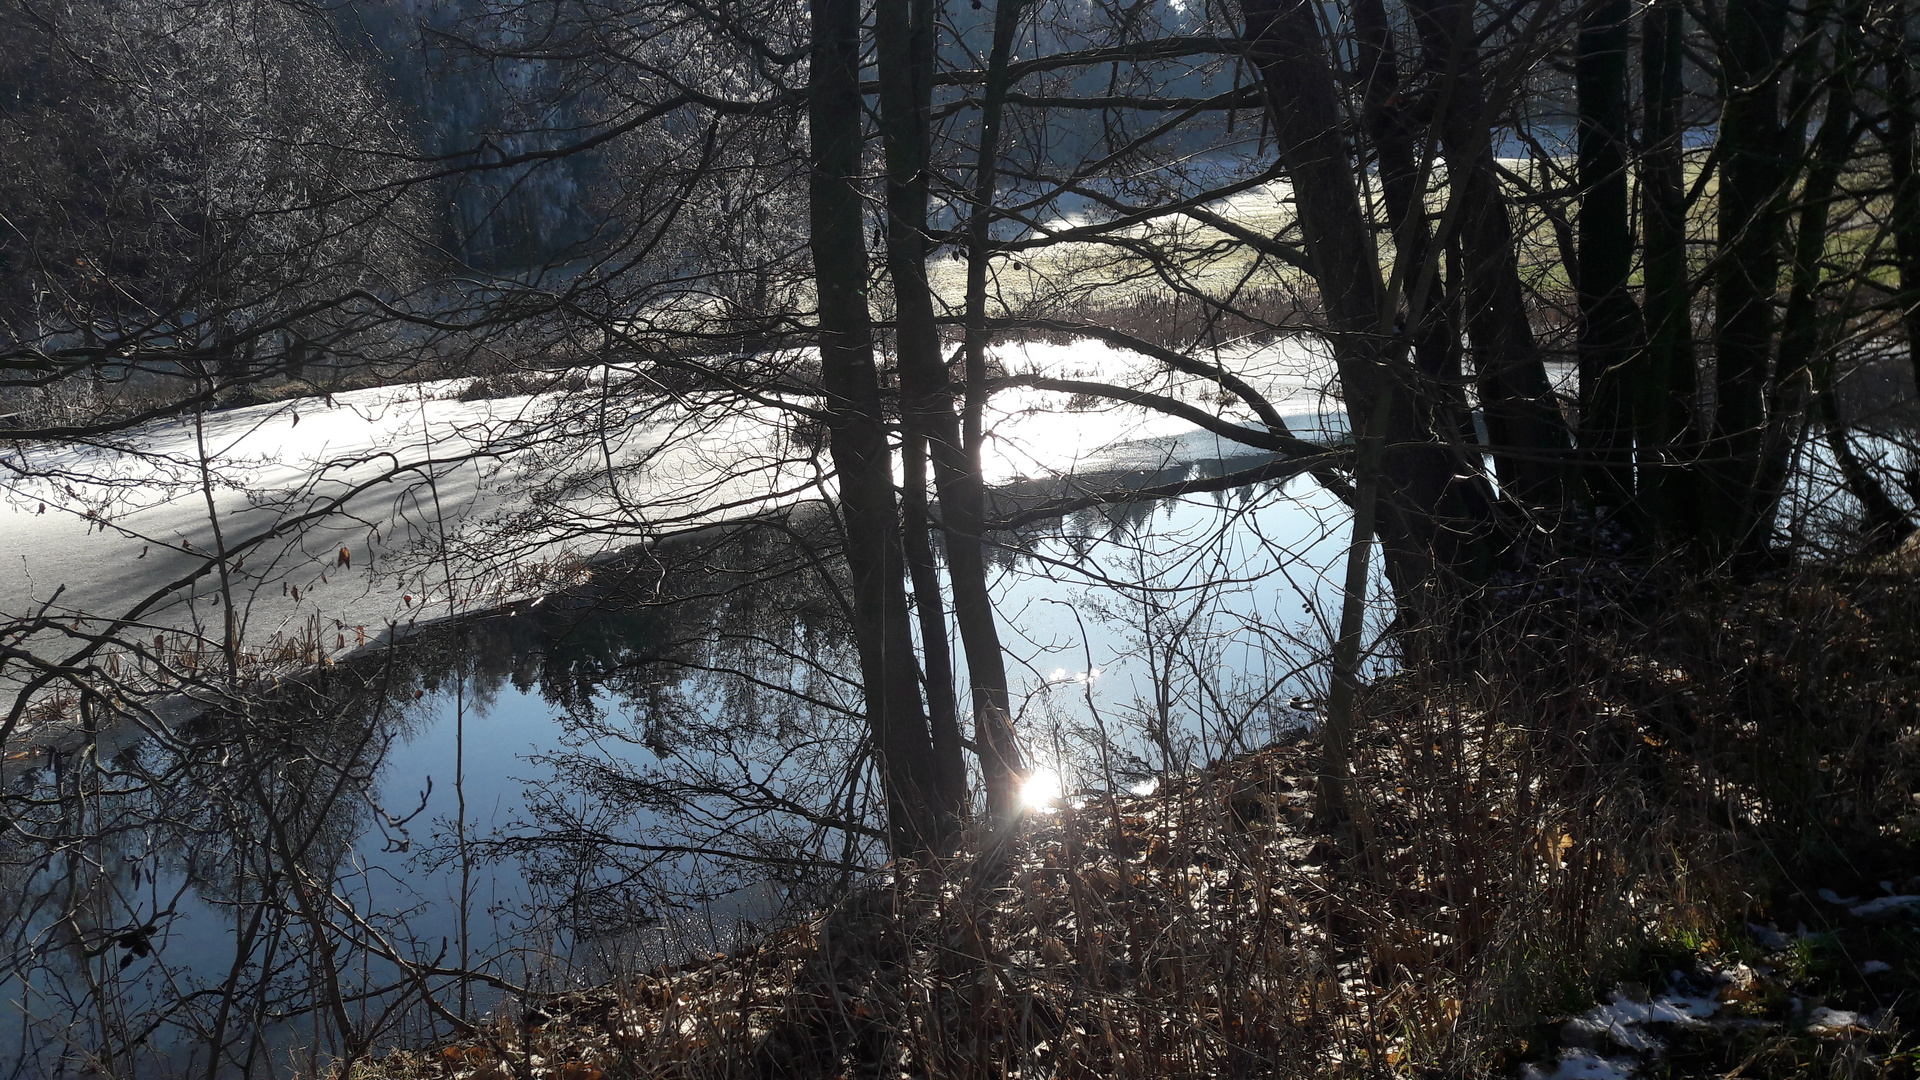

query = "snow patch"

[
  {"left": 1848, "top": 895, "right": 1920, "bottom": 918},
  {"left": 1524, "top": 1048, "right": 1640, "bottom": 1080},
  {"left": 1534, "top": 977, "right": 1722, "bottom": 1080},
  {"left": 1805, "top": 1007, "right": 1872, "bottom": 1035},
  {"left": 1563, "top": 988, "right": 1716, "bottom": 1053}
]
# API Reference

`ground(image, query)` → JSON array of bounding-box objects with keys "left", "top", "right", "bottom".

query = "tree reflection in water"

[
  {"left": 0, "top": 514, "right": 881, "bottom": 1077},
  {"left": 0, "top": 456, "right": 1330, "bottom": 1077}
]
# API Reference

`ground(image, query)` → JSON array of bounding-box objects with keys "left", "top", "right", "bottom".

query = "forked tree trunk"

[
  {"left": 1761, "top": 0, "right": 1914, "bottom": 546},
  {"left": 1411, "top": 0, "right": 1571, "bottom": 509},
  {"left": 809, "top": 0, "right": 951, "bottom": 855},
  {"left": 953, "top": 0, "right": 1032, "bottom": 819},
  {"left": 874, "top": 0, "right": 971, "bottom": 818},
  {"left": 1353, "top": 0, "right": 1487, "bottom": 477},
  {"left": 1753, "top": 9, "right": 1848, "bottom": 534},
  {"left": 901, "top": 430, "right": 969, "bottom": 811},
  {"left": 1242, "top": 0, "right": 1500, "bottom": 612}
]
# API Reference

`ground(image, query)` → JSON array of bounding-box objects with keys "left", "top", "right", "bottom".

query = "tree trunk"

[
  {"left": 880, "top": 0, "right": 1023, "bottom": 819},
  {"left": 954, "top": 0, "right": 1031, "bottom": 818},
  {"left": 1353, "top": 0, "right": 1487, "bottom": 479},
  {"left": 1815, "top": 367, "right": 1917, "bottom": 545},
  {"left": 1637, "top": 0, "right": 1699, "bottom": 541},
  {"left": 810, "top": 0, "right": 949, "bottom": 855},
  {"left": 901, "top": 429, "right": 969, "bottom": 812},
  {"left": 1756, "top": 0, "right": 1909, "bottom": 546},
  {"left": 1576, "top": 0, "right": 1642, "bottom": 508},
  {"left": 874, "top": 0, "right": 968, "bottom": 817},
  {"left": 1412, "top": 0, "right": 1571, "bottom": 508},
  {"left": 1753, "top": 16, "right": 1847, "bottom": 528},
  {"left": 1707, "top": 0, "right": 1790, "bottom": 555},
  {"left": 1886, "top": 4, "right": 1920, "bottom": 392},
  {"left": 1242, "top": 0, "right": 1500, "bottom": 611}
]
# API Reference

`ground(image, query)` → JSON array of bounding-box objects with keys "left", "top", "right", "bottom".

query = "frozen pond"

[
  {"left": 0, "top": 343, "right": 1374, "bottom": 1076},
  {"left": 0, "top": 336, "right": 1347, "bottom": 712},
  {"left": 9, "top": 329, "right": 1908, "bottom": 1075}
]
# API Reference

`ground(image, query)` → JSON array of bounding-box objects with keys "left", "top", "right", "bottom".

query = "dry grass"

[{"left": 347, "top": 551, "right": 1920, "bottom": 1080}]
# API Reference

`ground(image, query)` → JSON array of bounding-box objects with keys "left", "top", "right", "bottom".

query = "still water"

[
  {"left": 10, "top": 323, "right": 1907, "bottom": 1074},
  {"left": 0, "top": 450, "right": 1366, "bottom": 1078}
]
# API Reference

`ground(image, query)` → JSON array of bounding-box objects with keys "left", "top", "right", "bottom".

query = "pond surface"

[
  {"left": 14, "top": 392, "right": 1906, "bottom": 1076},
  {"left": 1, "top": 433, "right": 1375, "bottom": 1077}
]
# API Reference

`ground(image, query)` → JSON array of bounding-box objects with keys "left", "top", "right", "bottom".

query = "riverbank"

[{"left": 346, "top": 544, "right": 1920, "bottom": 1080}]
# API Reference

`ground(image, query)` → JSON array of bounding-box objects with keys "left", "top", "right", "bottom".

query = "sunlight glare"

[{"left": 1021, "top": 766, "right": 1063, "bottom": 812}]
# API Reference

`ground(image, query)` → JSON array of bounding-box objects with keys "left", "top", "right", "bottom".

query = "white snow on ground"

[
  {"left": 1523, "top": 957, "right": 1898, "bottom": 1079},
  {"left": 1806, "top": 1008, "right": 1872, "bottom": 1035},
  {"left": 1524, "top": 1048, "right": 1641, "bottom": 1080},
  {"left": 1, "top": 338, "right": 1340, "bottom": 727},
  {"left": 1848, "top": 895, "right": 1920, "bottom": 918},
  {"left": 1561, "top": 987, "right": 1718, "bottom": 1053},
  {"left": 1524, "top": 978, "right": 1722, "bottom": 1079},
  {"left": 1821, "top": 887, "right": 1920, "bottom": 919}
]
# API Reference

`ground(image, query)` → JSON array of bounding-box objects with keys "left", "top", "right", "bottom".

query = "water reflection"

[{"left": 0, "top": 451, "right": 1356, "bottom": 1077}]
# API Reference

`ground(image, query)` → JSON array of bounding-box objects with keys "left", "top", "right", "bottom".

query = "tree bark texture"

[
  {"left": 1353, "top": 0, "right": 1487, "bottom": 479},
  {"left": 878, "top": 0, "right": 1025, "bottom": 820},
  {"left": 1242, "top": 0, "right": 1505, "bottom": 621},
  {"left": 900, "top": 430, "right": 969, "bottom": 813},
  {"left": 1637, "top": 0, "right": 1698, "bottom": 540},
  {"left": 1885, "top": 8, "right": 1920, "bottom": 392},
  {"left": 1576, "top": 0, "right": 1642, "bottom": 507},
  {"left": 810, "top": 0, "right": 950, "bottom": 854},
  {"left": 1707, "top": 0, "right": 1790, "bottom": 554},
  {"left": 1412, "top": 0, "right": 1571, "bottom": 508},
  {"left": 956, "top": 0, "right": 1034, "bottom": 819},
  {"left": 1754, "top": 21, "right": 1850, "bottom": 533}
]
